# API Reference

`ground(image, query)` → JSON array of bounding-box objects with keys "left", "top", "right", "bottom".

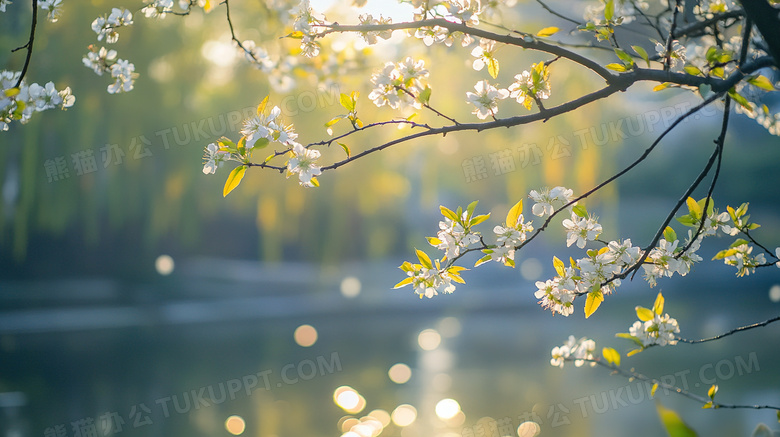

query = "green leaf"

[
  {"left": 584, "top": 290, "right": 604, "bottom": 318},
  {"left": 747, "top": 223, "right": 761, "bottom": 230},
  {"left": 657, "top": 402, "right": 698, "bottom": 437},
  {"left": 636, "top": 306, "right": 655, "bottom": 322},
  {"left": 427, "top": 236, "right": 442, "bottom": 247},
  {"left": 614, "top": 48, "right": 634, "bottom": 66},
  {"left": 223, "top": 165, "right": 247, "bottom": 197},
  {"left": 747, "top": 75, "right": 776, "bottom": 91},
  {"left": 735, "top": 202, "right": 749, "bottom": 218},
  {"left": 663, "top": 226, "right": 677, "bottom": 242},
  {"left": 728, "top": 88, "right": 752, "bottom": 110},
  {"left": 536, "top": 26, "right": 559, "bottom": 37},
  {"left": 339, "top": 93, "right": 355, "bottom": 112},
  {"left": 466, "top": 200, "right": 479, "bottom": 220},
  {"left": 729, "top": 238, "right": 749, "bottom": 248},
  {"left": 708, "top": 384, "right": 718, "bottom": 399},
  {"left": 712, "top": 248, "right": 738, "bottom": 260},
  {"left": 337, "top": 142, "right": 350, "bottom": 157},
  {"left": 253, "top": 138, "right": 270, "bottom": 149},
  {"left": 602, "top": 347, "right": 621, "bottom": 366},
  {"left": 506, "top": 200, "right": 523, "bottom": 228},
  {"left": 604, "top": 0, "right": 614, "bottom": 21},
  {"left": 653, "top": 292, "right": 665, "bottom": 315},
  {"left": 415, "top": 249, "right": 433, "bottom": 269},
  {"left": 676, "top": 215, "right": 696, "bottom": 226},
  {"left": 418, "top": 86, "right": 432, "bottom": 105},
  {"left": 632, "top": 45, "right": 650, "bottom": 67},
  {"left": 572, "top": 204, "right": 588, "bottom": 218},
  {"left": 606, "top": 63, "right": 628, "bottom": 72},
  {"left": 683, "top": 65, "right": 702, "bottom": 76},
  {"left": 553, "top": 256, "right": 566, "bottom": 278},
  {"left": 702, "top": 401, "right": 713, "bottom": 409},
  {"left": 393, "top": 277, "right": 413, "bottom": 289},
  {"left": 487, "top": 57, "right": 499, "bottom": 79}
]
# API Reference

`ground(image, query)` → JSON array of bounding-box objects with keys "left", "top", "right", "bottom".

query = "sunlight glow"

[
  {"left": 155, "top": 255, "right": 174, "bottom": 275},
  {"left": 435, "top": 398, "right": 460, "bottom": 420},
  {"left": 341, "top": 276, "right": 362, "bottom": 298}
]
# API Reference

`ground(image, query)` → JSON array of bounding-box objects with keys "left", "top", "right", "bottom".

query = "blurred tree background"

[{"left": 1, "top": 1, "right": 780, "bottom": 437}]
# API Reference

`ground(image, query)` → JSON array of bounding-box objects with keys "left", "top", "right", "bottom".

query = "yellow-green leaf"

[
  {"left": 687, "top": 196, "right": 702, "bottom": 219},
  {"left": 427, "top": 236, "right": 442, "bottom": 246},
  {"left": 257, "top": 95, "right": 269, "bottom": 115},
  {"left": 657, "top": 402, "right": 698, "bottom": 437},
  {"left": 602, "top": 347, "right": 621, "bottom": 366},
  {"left": 747, "top": 75, "right": 775, "bottom": 91},
  {"left": 338, "top": 142, "right": 350, "bottom": 157},
  {"left": 663, "top": 226, "right": 677, "bottom": 242},
  {"left": 585, "top": 290, "right": 604, "bottom": 318},
  {"left": 474, "top": 254, "right": 492, "bottom": 267},
  {"left": 536, "top": 26, "right": 559, "bottom": 37},
  {"left": 683, "top": 65, "right": 702, "bottom": 76},
  {"left": 506, "top": 200, "right": 523, "bottom": 228},
  {"left": 488, "top": 57, "right": 499, "bottom": 79},
  {"left": 309, "top": 176, "right": 320, "bottom": 187},
  {"left": 702, "top": 401, "right": 713, "bottom": 409},
  {"left": 394, "top": 277, "right": 413, "bottom": 289},
  {"left": 653, "top": 82, "right": 672, "bottom": 92},
  {"left": 627, "top": 348, "right": 643, "bottom": 357},
  {"left": 728, "top": 88, "right": 751, "bottom": 110},
  {"left": 203, "top": 0, "right": 215, "bottom": 12},
  {"left": 636, "top": 306, "right": 655, "bottom": 322},
  {"left": 606, "top": 63, "right": 628, "bottom": 72},
  {"left": 653, "top": 291, "right": 665, "bottom": 315},
  {"left": 632, "top": 45, "right": 650, "bottom": 67},
  {"left": 325, "top": 115, "right": 344, "bottom": 127},
  {"left": 418, "top": 86, "right": 432, "bottom": 104},
  {"left": 553, "top": 256, "right": 566, "bottom": 278},
  {"left": 416, "top": 249, "right": 433, "bottom": 269},
  {"left": 340, "top": 93, "right": 355, "bottom": 112},
  {"left": 4, "top": 87, "right": 20, "bottom": 97},
  {"left": 708, "top": 384, "right": 718, "bottom": 399},
  {"left": 604, "top": 0, "right": 614, "bottom": 20},
  {"left": 440, "top": 206, "right": 459, "bottom": 222},
  {"left": 223, "top": 165, "right": 247, "bottom": 197},
  {"left": 651, "top": 383, "right": 658, "bottom": 397}
]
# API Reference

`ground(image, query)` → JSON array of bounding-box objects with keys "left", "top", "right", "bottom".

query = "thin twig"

[
  {"left": 13, "top": 0, "right": 38, "bottom": 88},
  {"left": 534, "top": 0, "right": 581, "bottom": 26},
  {"left": 570, "top": 358, "right": 780, "bottom": 411},
  {"left": 676, "top": 316, "right": 780, "bottom": 344}
]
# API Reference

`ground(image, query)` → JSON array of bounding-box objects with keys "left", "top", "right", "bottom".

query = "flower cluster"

[
  {"left": 721, "top": 243, "right": 766, "bottom": 277},
  {"left": 240, "top": 105, "right": 298, "bottom": 149},
  {"left": 465, "top": 80, "right": 508, "bottom": 119},
  {"left": 550, "top": 336, "right": 596, "bottom": 368},
  {"left": 528, "top": 186, "right": 574, "bottom": 217},
  {"left": 655, "top": 39, "right": 687, "bottom": 70},
  {"left": 1, "top": 70, "right": 74, "bottom": 132},
  {"left": 508, "top": 62, "right": 551, "bottom": 110},
  {"left": 286, "top": 143, "right": 322, "bottom": 187},
  {"left": 39, "top": 0, "right": 63, "bottom": 22},
  {"left": 483, "top": 200, "right": 533, "bottom": 267},
  {"left": 562, "top": 211, "right": 603, "bottom": 249},
  {"left": 142, "top": 0, "right": 174, "bottom": 19},
  {"left": 368, "top": 57, "right": 429, "bottom": 110},
  {"left": 82, "top": 46, "right": 137, "bottom": 94},
  {"left": 357, "top": 13, "right": 393, "bottom": 45},
  {"left": 629, "top": 313, "right": 680, "bottom": 347},
  {"left": 736, "top": 102, "right": 780, "bottom": 137},
  {"left": 91, "top": 7, "right": 133, "bottom": 43},
  {"left": 623, "top": 292, "right": 680, "bottom": 348},
  {"left": 202, "top": 143, "right": 231, "bottom": 175},
  {"left": 396, "top": 254, "right": 467, "bottom": 299}
]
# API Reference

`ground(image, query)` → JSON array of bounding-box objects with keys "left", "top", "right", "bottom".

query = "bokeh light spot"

[
  {"left": 294, "top": 324, "right": 318, "bottom": 347},
  {"left": 417, "top": 329, "right": 441, "bottom": 350},
  {"left": 155, "top": 255, "right": 174, "bottom": 275},
  {"left": 517, "top": 421, "right": 541, "bottom": 437},
  {"left": 391, "top": 404, "right": 417, "bottom": 427},
  {"left": 225, "top": 415, "right": 245, "bottom": 435},
  {"left": 341, "top": 276, "right": 362, "bottom": 298},
  {"left": 388, "top": 363, "right": 412, "bottom": 384},
  {"left": 769, "top": 284, "right": 780, "bottom": 302},
  {"left": 435, "top": 398, "right": 461, "bottom": 420}
]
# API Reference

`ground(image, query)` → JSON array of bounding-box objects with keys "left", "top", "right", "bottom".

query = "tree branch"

[
  {"left": 676, "top": 315, "right": 780, "bottom": 344},
  {"left": 12, "top": 0, "right": 38, "bottom": 89}
]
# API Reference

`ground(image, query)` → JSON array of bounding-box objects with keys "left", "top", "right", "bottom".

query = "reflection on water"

[{"left": 1, "top": 257, "right": 779, "bottom": 437}]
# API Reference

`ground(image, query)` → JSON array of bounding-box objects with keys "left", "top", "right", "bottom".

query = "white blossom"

[
  {"left": 465, "top": 80, "right": 508, "bottom": 120},
  {"left": 287, "top": 142, "right": 322, "bottom": 187}
]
